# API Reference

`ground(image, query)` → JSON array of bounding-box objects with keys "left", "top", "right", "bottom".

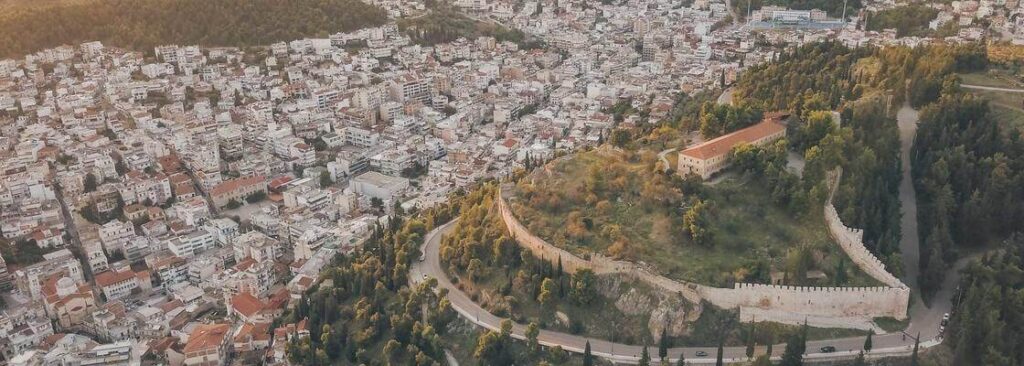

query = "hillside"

[
  {"left": 507, "top": 148, "right": 878, "bottom": 288},
  {"left": 0, "top": 0, "right": 387, "bottom": 58}
]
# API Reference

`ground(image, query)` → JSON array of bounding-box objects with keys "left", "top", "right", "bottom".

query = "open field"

[
  {"left": 510, "top": 149, "right": 879, "bottom": 288},
  {"left": 959, "top": 71, "right": 1024, "bottom": 133}
]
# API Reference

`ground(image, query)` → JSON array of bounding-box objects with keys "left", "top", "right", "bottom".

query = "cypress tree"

[
  {"left": 583, "top": 341, "right": 593, "bottom": 366},
  {"left": 910, "top": 332, "right": 920, "bottom": 366},
  {"left": 659, "top": 328, "right": 669, "bottom": 360},
  {"left": 715, "top": 340, "right": 724, "bottom": 366},
  {"left": 746, "top": 323, "right": 756, "bottom": 359}
]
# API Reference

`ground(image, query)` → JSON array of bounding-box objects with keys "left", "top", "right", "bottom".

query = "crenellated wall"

[
  {"left": 824, "top": 167, "right": 907, "bottom": 289},
  {"left": 496, "top": 182, "right": 909, "bottom": 327}
]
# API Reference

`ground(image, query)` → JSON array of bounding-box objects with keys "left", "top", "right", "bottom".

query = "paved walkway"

[
  {"left": 960, "top": 84, "right": 1024, "bottom": 93},
  {"left": 896, "top": 104, "right": 921, "bottom": 292},
  {"left": 657, "top": 148, "right": 676, "bottom": 171}
]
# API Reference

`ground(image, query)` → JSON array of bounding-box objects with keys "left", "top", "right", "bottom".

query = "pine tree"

[
  {"left": 583, "top": 341, "right": 594, "bottom": 366},
  {"left": 639, "top": 344, "right": 651, "bottom": 366},
  {"left": 863, "top": 330, "right": 873, "bottom": 352},
  {"left": 675, "top": 353, "right": 685, "bottom": 366}
]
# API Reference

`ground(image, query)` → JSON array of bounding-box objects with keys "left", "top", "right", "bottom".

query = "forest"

[
  {"left": 912, "top": 83, "right": 1024, "bottom": 297},
  {"left": 0, "top": 0, "right": 387, "bottom": 58},
  {"left": 397, "top": 5, "right": 535, "bottom": 47},
  {"left": 864, "top": 4, "right": 940, "bottom": 38},
  {"left": 282, "top": 199, "right": 460, "bottom": 364},
  {"left": 945, "top": 234, "right": 1024, "bottom": 365}
]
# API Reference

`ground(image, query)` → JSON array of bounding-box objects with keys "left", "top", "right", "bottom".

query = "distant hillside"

[
  {"left": 0, "top": 0, "right": 388, "bottom": 58},
  {"left": 731, "top": 0, "right": 861, "bottom": 19}
]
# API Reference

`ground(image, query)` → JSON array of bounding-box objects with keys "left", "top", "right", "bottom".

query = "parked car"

[
  {"left": 820, "top": 346, "right": 836, "bottom": 353},
  {"left": 695, "top": 351, "right": 708, "bottom": 357}
]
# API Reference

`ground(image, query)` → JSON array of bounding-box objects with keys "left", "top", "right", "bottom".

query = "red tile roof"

[
  {"left": 210, "top": 175, "right": 266, "bottom": 197},
  {"left": 231, "top": 292, "right": 265, "bottom": 319},
  {"left": 680, "top": 119, "right": 786, "bottom": 160},
  {"left": 183, "top": 323, "right": 231, "bottom": 354},
  {"left": 94, "top": 270, "right": 136, "bottom": 288}
]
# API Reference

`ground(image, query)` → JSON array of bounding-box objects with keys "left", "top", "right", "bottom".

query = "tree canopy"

[{"left": 0, "top": 0, "right": 387, "bottom": 58}]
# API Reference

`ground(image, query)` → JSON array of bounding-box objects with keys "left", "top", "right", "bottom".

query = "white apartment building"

[{"left": 166, "top": 230, "right": 216, "bottom": 258}]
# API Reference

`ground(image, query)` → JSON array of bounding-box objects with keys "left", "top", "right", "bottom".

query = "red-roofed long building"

[
  {"left": 210, "top": 175, "right": 267, "bottom": 208},
  {"left": 677, "top": 118, "right": 787, "bottom": 179}
]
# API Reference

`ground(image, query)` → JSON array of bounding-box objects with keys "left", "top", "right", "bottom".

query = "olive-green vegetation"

[
  {"left": 959, "top": 70, "right": 1024, "bottom": 134},
  {"left": 442, "top": 184, "right": 868, "bottom": 349},
  {"left": 510, "top": 147, "right": 877, "bottom": 287},
  {"left": 731, "top": 0, "right": 860, "bottom": 19},
  {"left": 912, "top": 81, "right": 1024, "bottom": 297},
  {"left": 282, "top": 201, "right": 460, "bottom": 365},
  {"left": 865, "top": 4, "right": 940, "bottom": 37},
  {"left": 440, "top": 184, "right": 674, "bottom": 345},
  {"left": 945, "top": 234, "right": 1024, "bottom": 366},
  {"left": 397, "top": 5, "right": 533, "bottom": 47},
  {"left": 698, "top": 101, "right": 764, "bottom": 139},
  {"left": 734, "top": 42, "right": 990, "bottom": 290},
  {"left": 0, "top": 238, "right": 57, "bottom": 266},
  {"left": 0, "top": 0, "right": 387, "bottom": 58}
]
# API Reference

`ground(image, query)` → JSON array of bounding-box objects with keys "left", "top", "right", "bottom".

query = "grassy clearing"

[
  {"left": 958, "top": 71, "right": 1022, "bottom": 88},
  {"left": 958, "top": 71, "right": 1024, "bottom": 134},
  {"left": 511, "top": 149, "right": 878, "bottom": 288}
]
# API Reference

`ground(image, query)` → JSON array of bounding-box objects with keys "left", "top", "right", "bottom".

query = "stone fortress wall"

[
  {"left": 824, "top": 169, "right": 907, "bottom": 289},
  {"left": 497, "top": 180, "right": 909, "bottom": 329}
]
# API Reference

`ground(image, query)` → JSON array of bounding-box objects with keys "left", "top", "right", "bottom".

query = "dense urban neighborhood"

[{"left": 1, "top": 0, "right": 1024, "bottom": 365}]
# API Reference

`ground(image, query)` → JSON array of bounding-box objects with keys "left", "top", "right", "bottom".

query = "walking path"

[
  {"left": 896, "top": 105, "right": 921, "bottom": 293},
  {"left": 960, "top": 84, "right": 1024, "bottom": 93},
  {"left": 657, "top": 148, "right": 676, "bottom": 171}
]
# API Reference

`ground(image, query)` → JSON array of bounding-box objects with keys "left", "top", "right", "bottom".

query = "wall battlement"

[
  {"left": 496, "top": 181, "right": 909, "bottom": 325},
  {"left": 824, "top": 169, "right": 907, "bottom": 289}
]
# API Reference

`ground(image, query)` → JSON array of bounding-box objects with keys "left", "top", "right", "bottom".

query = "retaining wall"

[{"left": 496, "top": 182, "right": 909, "bottom": 325}]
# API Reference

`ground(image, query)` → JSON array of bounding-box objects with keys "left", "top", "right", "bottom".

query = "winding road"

[{"left": 409, "top": 104, "right": 964, "bottom": 364}]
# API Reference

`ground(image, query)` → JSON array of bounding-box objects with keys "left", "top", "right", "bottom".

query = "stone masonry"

[{"left": 496, "top": 180, "right": 909, "bottom": 328}]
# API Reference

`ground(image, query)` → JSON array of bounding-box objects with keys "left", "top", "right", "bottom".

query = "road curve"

[
  {"left": 411, "top": 220, "right": 937, "bottom": 364},
  {"left": 406, "top": 106, "right": 966, "bottom": 364}
]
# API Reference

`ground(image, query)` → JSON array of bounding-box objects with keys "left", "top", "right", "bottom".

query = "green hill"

[
  {"left": 508, "top": 148, "right": 878, "bottom": 288},
  {"left": 0, "top": 0, "right": 387, "bottom": 58}
]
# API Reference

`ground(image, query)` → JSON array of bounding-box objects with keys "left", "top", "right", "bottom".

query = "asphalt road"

[
  {"left": 408, "top": 106, "right": 964, "bottom": 364},
  {"left": 413, "top": 221, "right": 938, "bottom": 364}
]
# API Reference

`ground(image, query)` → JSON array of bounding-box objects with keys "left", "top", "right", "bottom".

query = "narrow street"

[
  {"left": 54, "top": 187, "right": 93, "bottom": 281},
  {"left": 896, "top": 105, "right": 921, "bottom": 295}
]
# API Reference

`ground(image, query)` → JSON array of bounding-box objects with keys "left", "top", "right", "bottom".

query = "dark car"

[
  {"left": 820, "top": 346, "right": 836, "bottom": 353},
  {"left": 695, "top": 351, "right": 708, "bottom": 357}
]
